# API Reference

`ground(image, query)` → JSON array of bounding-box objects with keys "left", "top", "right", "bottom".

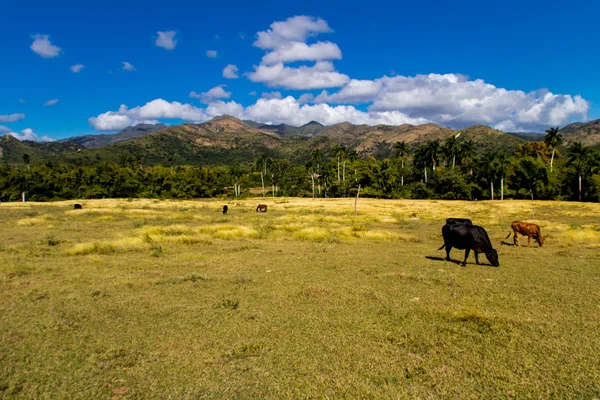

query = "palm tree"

[
  {"left": 424, "top": 140, "right": 441, "bottom": 172},
  {"left": 458, "top": 140, "right": 477, "bottom": 174},
  {"left": 567, "top": 141, "right": 592, "bottom": 201},
  {"left": 346, "top": 149, "right": 359, "bottom": 183},
  {"left": 331, "top": 145, "right": 346, "bottom": 183},
  {"left": 544, "top": 127, "right": 563, "bottom": 172},
  {"left": 393, "top": 142, "right": 410, "bottom": 186},
  {"left": 23, "top": 153, "right": 30, "bottom": 171},
  {"left": 480, "top": 152, "right": 501, "bottom": 200},
  {"left": 412, "top": 144, "right": 429, "bottom": 183},
  {"left": 496, "top": 153, "right": 512, "bottom": 200},
  {"left": 254, "top": 155, "right": 269, "bottom": 197},
  {"left": 443, "top": 136, "right": 460, "bottom": 169},
  {"left": 311, "top": 149, "right": 323, "bottom": 195}
]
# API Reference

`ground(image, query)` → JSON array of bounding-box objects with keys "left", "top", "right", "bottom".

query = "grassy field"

[{"left": 1, "top": 197, "right": 600, "bottom": 399}]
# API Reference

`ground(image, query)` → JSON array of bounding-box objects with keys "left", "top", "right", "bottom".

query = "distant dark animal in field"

[
  {"left": 222, "top": 205, "right": 228, "bottom": 214},
  {"left": 256, "top": 204, "right": 268, "bottom": 212},
  {"left": 410, "top": 213, "right": 419, "bottom": 219},
  {"left": 445, "top": 218, "right": 472, "bottom": 226},
  {"left": 74, "top": 204, "right": 82, "bottom": 210},
  {"left": 438, "top": 223, "right": 499, "bottom": 267},
  {"left": 505, "top": 221, "right": 544, "bottom": 247}
]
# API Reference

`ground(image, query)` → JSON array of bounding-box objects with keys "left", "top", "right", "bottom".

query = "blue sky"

[{"left": 1, "top": 0, "right": 598, "bottom": 141}]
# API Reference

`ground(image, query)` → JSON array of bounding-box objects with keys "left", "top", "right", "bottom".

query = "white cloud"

[
  {"left": 308, "top": 73, "right": 589, "bottom": 131},
  {"left": 70, "top": 63, "right": 84, "bottom": 73},
  {"left": 249, "top": 91, "right": 257, "bottom": 96},
  {"left": 156, "top": 31, "right": 177, "bottom": 50},
  {"left": 254, "top": 16, "right": 333, "bottom": 50},
  {"left": 0, "top": 125, "right": 11, "bottom": 133},
  {"left": 89, "top": 99, "right": 210, "bottom": 130},
  {"left": 261, "top": 41, "right": 342, "bottom": 65},
  {"left": 261, "top": 91, "right": 283, "bottom": 99},
  {"left": 247, "top": 61, "right": 349, "bottom": 90},
  {"left": 0, "top": 113, "right": 26, "bottom": 123},
  {"left": 249, "top": 16, "right": 346, "bottom": 90},
  {"left": 44, "top": 99, "right": 60, "bottom": 106},
  {"left": 122, "top": 62, "right": 136, "bottom": 71},
  {"left": 243, "top": 96, "right": 428, "bottom": 126},
  {"left": 190, "top": 85, "right": 232, "bottom": 104},
  {"left": 89, "top": 96, "right": 427, "bottom": 131},
  {"left": 223, "top": 64, "right": 239, "bottom": 79},
  {"left": 315, "top": 79, "right": 383, "bottom": 104},
  {"left": 88, "top": 111, "right": 133, "bottom": 131},
  {"left": 206, "top": 50, "right": 217, "bottom": 58},
  {"left": 297, "top": 93, "right": 314, "bottom": 104},
  {"left": 30, "top": 34, "right": 61, "bottom": 58},
  {"left": 7, "top": 128, "right": 55, "bottom": 142}
]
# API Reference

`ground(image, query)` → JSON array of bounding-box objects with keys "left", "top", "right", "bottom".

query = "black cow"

[
  {"left": 222, "top": 205, "right": 228, "bottom": 215},
  {"left": 74, "top": 204, "right": 82, "bottom": 210},
  {"left": 438, "top": 224, "right": 499, "bottom": 267},
  {"left": 445, "top": 218, "right": 472, "bottom": 226}
]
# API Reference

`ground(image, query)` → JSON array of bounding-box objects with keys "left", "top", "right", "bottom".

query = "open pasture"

[{"left": 1, "top": 198, "right": 600, "bottom": 398}]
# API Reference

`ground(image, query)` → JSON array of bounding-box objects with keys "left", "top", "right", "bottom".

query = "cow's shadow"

[
  {"left": 425, "top": 256, "right": 462, "bottom": 265},
  {"left": 425, "top": 255, "right": 496, "bottom": 267},
  {"left": 500, "top": 240, "right": 515, "bottom": 247}
]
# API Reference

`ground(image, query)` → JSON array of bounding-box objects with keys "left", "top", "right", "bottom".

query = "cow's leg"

[
  {"left": 445, "top": 246, "right": 452, "bottom": 261},
  {"left": 474, "top": 252, "right": 480, "bottom": 265},
  {"left": 527, "top": 236, "right": 531, "bottom": 247},
  {"left": 514, "top": 232, "right": 520, "bottom": 247},
  {"left": 462, "top": 248, "right": 470, "bottom": 266}
]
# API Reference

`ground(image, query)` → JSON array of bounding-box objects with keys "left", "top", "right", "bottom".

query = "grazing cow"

[
  {"left": 438, "top": 223, "right": 499, "bottom": 267},
  {"left": 505, "top": 221, "right": 544, "bottom": 247},
  {"left": 445, "top": 218, "right": 472, "bottom": 226},
  {"left": 222, "top": 205, "right": 228, "bottom": 215},
  {"left": 74, "top": 204, "right": 82, "bottom": 210},
  {"left": 256, "top": 204, "right": 268, "bottom": 212}
]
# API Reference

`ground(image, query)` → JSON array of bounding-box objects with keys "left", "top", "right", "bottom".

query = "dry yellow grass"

[{"left": 2, "top": 197, "right": 600, "bottom": 398}]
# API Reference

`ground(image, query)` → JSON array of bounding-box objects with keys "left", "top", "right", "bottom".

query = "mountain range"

[{"left": 1, "top": 116, "right": 599, "bottom": 167}]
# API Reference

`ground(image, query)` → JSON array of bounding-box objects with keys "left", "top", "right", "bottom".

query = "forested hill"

[{"left": 2, "top": 116, "right": 537, "bottom": 167}]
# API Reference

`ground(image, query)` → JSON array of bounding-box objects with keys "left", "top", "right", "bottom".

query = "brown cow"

[{"left": 505, "top": 221, "right": 544, "bottom": 247}]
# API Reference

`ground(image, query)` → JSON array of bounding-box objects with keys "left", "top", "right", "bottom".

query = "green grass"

[{"left": 1, "top": 198, "right": 600, "bottom": 398}]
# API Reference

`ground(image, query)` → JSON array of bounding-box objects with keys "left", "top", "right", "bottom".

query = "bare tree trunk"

[
  {"left": 550, "top": 148, "right": 555, "bottom": 172},
  {"left": 343, "top": 161, "right": 346, "bottom": 182},
  {"left": 318, "top": 182, "right": 321, "bottom": 195},
  {"left": 579, "top": 173, "right": 582, "bottom": 201},
  {"left": 354, "top": 184, "right": 361, "bottom": 216},
  {"left": 501, "top": 177, "right": 504, "bottom": 200},
  {"left": 401, "top": 175, "right": 404, "bottom": 186},
  {"left": 22, "top": 192, "right": 26, "bottom": 202},
  {"left": 261, "top": 172, "right": 265, "bottom": 197},
  {"left": 452, "top": 154, "right": 456, "bottom": 169},
  {"left": 337, "top": 157, "right": 340, "bottom": 182},
  {"left": 272, "top": 175, "right": 275, "bottom": 198},
  {"left": 311, "top": 174, "right": 315, "bottom": 198},
  {"left": 491, "top": 181, "right": 494, "bottom": 200},
  {"left": 424, "top": 168, "right": 427, "bottom": 184},
  {"left": 530, "top": 190, "right": 535, "bottom": 218}
]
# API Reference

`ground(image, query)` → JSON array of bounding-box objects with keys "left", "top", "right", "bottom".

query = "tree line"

[{"left": 2, "top": 129, "right": 600, "bottom": 202}]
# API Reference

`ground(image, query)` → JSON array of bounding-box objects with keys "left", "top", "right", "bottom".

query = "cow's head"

[
  {"left": 537, "top": 235, "right": 544, "bottom": 247},
  {"left": 486, "top": 249, "right": 500, "bottom": 267}
]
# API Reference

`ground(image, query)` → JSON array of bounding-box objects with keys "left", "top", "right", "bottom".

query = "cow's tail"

[
  {"left": 438, "top": 243, "right": 446, "bottom": 251},
  {"left": 505, "top": 231, "right": 512, "bottom": 239}
]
